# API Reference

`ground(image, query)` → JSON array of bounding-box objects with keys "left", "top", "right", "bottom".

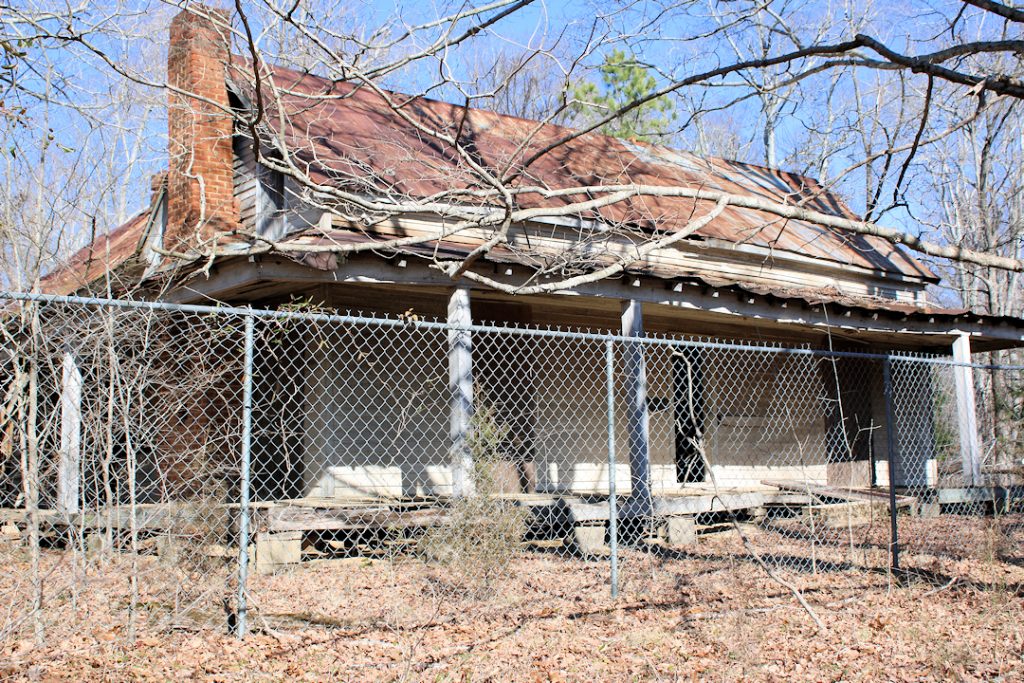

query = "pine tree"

[{"left": 570, "top": 49, "right": 675, "bottom": 142}]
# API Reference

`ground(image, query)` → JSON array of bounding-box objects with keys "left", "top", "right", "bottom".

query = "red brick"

[{"left": 166, "top": 6, "right": 240, "bottom": 252}]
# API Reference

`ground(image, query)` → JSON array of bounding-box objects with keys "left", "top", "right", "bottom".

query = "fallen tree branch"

[{"left": 689, "top": 435, "right": 827, "bottom": 632}]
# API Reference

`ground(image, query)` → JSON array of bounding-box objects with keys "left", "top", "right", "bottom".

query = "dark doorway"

[
  {"left": 250, "top": 325, "right": 307, "bottom": 501},
  {"left": 473, "top": 300, "right": 538, "bottom": 493},
  {"left": 673, "top": 348, "right": 706, "bottom": 483}
]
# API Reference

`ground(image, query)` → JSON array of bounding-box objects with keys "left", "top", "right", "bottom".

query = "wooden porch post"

[
  {"left": 621, "top": 299, "right": 652, "bottom": 516},
  {"left": 449, "top": 284, "right": 475, "bottom": 497},
  {"left": 952, "top": 333, "right": 981, "bottom": 486},
  {"left": 57, "top": 351, "right": 82, "bottom": 515}
]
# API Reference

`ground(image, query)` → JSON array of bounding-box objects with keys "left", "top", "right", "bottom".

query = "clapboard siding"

[{"left": 233, "top": 135, "right": 261, "bottom": 230}]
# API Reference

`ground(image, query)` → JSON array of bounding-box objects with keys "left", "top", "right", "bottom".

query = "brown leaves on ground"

[{"left": 2, "top": 522, "right": 1024, "bottom": 682}]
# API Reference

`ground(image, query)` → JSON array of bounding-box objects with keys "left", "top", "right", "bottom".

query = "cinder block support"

[
  {"left": 156, "top": 534, "right": 183, "bottom": 568},
  {"left": 666, "top": 515, "right": 697, "bottom": 546},
  {"left": 915, "top": 501, "right": 941, "bottom": 518},
  {"left": 572, "top": 524, "right": 607, "bottom": 555},
  {"left": 0, "top": 523, "right": 21, "bottom": 548},
  {"left": 449, "top": 284, "right": 475, "bottom": 497},
  {"left": 952, "top": 333, "right": 982, "bottom": 486},
  {"left": 57, "top": 351, "right": 82, "bottom": 516},
  {"left": 255, "top": 531, "right": 302, "bottom": 574},
  {"left": 622, "top": 299, "right": 652, "bottom": 517}
]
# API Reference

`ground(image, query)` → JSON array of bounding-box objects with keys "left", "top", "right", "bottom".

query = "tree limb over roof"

[{"left": 230, "top": 61, "right": 948, "bottom": 280}]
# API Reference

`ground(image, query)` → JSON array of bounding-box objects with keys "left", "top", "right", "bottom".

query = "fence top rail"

[{"left": 3, "top": 291, "right": 1022, "bottom": 370}]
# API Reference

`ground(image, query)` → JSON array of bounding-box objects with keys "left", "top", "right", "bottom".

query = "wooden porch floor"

[{"left": 4, "top": 484, "right": 1019, "bottom": 538}]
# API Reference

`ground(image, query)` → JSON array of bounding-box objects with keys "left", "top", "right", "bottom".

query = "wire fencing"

[
  {"left": 0, "top": 291, "right": 1022, "bottom": 645},
  {"left": 0, "top": 295, "right": 246, "bottom": 645}
]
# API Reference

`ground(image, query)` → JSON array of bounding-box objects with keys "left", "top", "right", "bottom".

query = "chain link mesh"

[
  {"left": 892, "top": 358, "right": 1024, "bottom": 574},
  {"left": 1, "top": 292, "right": 1022, "bottom": 648},
  {"left": 0, "top": 297, "right": 245, "bottom": 645}
]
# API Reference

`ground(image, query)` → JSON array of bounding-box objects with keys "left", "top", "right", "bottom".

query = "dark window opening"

[{"left": 673, "top": 349, "right": 706, "bottom": 483}]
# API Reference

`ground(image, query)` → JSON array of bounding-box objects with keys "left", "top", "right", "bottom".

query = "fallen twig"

[{"left": 923, "top": 576, "right": 959, "bottom": 597}]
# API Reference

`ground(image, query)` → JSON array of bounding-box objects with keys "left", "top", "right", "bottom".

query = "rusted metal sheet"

[
  {"left": 39, "top": 211, "right": 152, "bottom": 296},
  {"left": 44, "top": 59, "right": 1021, "bottom": 334},
  {"left": 237, "top": 61, "right": 935, "bottom": 281}
]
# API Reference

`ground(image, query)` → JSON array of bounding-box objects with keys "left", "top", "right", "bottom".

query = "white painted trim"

[
  {"left": 58, "top": 351, "right": 82, "bottom": 515},
  {"left": 324, "top": 212, "right": 931, "bottom": 301},
  {"left": 952, "top": 333, "right": 982, "bottom": 485},
  {"left": 171, "top": 255, "right": 1024, "bottom": 346}
]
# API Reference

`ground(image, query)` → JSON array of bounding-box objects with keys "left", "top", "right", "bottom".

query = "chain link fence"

[
  {"left": 0, "top": 295, "right": 246, "bottom": 645},
  {"left": 889, "top": 356, "right": 1024, "bottom": 576},
  {"left": 1, "top": 291, "right": 1022, "bottom": 646}
]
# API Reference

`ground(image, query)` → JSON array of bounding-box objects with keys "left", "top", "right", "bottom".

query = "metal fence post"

[
  {"left": 605, "top": 339, "right": 619, "bottom": 599},
  {"left": 237, "top": 313, "right": 255, "bottom": 638},
  {"left": 882, "top": 357, "right": 900, "bottom": 575}
]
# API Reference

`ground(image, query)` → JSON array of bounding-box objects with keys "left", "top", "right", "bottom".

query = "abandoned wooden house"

[{"left": 31, "top": 6, "right": 1024, "bottom": 561}]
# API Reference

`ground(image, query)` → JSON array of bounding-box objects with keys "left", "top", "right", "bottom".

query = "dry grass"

[
  {"left": 2, "top": 518, "right": 1024, "bottom": 682},
  {"left": 419, "top": 404, "right": 531, "bottom": 592}
]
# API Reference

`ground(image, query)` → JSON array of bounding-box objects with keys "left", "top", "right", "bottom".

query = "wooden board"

[
  {"left": 763, "top": 479, "right": 915, "bottom": 508},
  {"left": 0, "top": 488, "right": 816, "bottom": 539}
]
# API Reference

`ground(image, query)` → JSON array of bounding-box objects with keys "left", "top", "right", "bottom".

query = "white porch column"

[
  {"left": 622, "top": 299, "right": 652, "bottom": 516},
  {"left": 57, "top": 351, "right": 82, "bottom": 515},
  {"left": 448, "top": 284, "right": 475, "bottom": 497},
  {"left": 952, "top": 333, "right": 982, "bottom": 486}
]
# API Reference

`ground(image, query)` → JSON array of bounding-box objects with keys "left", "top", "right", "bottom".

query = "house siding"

[
  {"left": 233, "top": 135, "right": 261, "bottom": 230},
  {"left": 284, "top": 317, "right": 866, "bottom": 500}
]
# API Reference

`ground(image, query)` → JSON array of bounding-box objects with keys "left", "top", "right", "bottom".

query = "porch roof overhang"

[{"left": 165, "top": 252, "right": 1024, "bottom": 353}]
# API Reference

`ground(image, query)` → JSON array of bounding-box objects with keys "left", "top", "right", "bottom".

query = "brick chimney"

[{"left": 166, "top": 6, "right": 238, "bottom": 253}]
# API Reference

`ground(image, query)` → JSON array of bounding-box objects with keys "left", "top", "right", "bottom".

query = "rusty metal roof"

[
  {"left": 49, "top": 57, "right": 1019, "bottom": 337},
  {"left": 39, "top": 211, "right": 153, "bottom": 296},
  {"left": 240, "top": 61, "right": 936, "bottom": 282}
]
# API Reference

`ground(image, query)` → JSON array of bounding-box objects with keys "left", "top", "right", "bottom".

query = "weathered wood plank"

[
  {"left": 653, "top": 492, "right": 768, "bottom": 516},
  {"left": 0, "top": 488, "right": 815, "bottom": 540},
  {"left": 933, "top": 485, "right": 1024, "bottom": 505},
  {"left": 267, "top": 505, "right": 449, "bottom": 532},
  {"left": 0, "top": 504, "right": 233, "bottom": 534},
  {"left": 763, "top": 479, "right": 915, "bottom": 508}
]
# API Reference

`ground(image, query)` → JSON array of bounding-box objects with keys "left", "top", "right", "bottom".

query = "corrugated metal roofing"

[
  {"left": 38, "top": 211, "right": 153, "bottom": 296},
  {"left": 46, "top": 56, "right": 1024, "bottom": 339},
  {"left": 239, "top": 61, "right": 935, "bottom": 281}
]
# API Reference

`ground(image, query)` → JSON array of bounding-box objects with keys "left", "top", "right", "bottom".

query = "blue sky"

[{"left": 4, "top": 0, "right": 1018, "bottom": 299}]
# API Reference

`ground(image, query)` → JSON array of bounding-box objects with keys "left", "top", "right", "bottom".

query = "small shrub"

[{"left": 419, "top": 404, "right": 529, "bottom": 591}]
